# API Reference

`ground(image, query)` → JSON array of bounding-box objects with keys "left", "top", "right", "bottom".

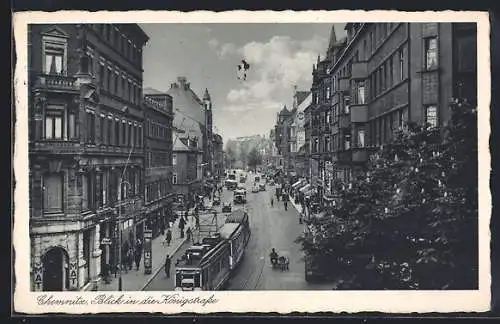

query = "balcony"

[
  {"left": 351, "top": 62, "right": 368, "bottom": 79},
  {"left": 33, "top": 74, "right": 79, "bottom": 93},
  {"left": 31, "top": 140, "right": 81, "bottom": 154},
  {"left": 337, "top": 78, "right": 350, "bottom": 93},
  {"left": 339, "top": 114, "right": 350, "bottom": 129},
  {"left": 350, "top": 105, "right": 368, "bottom": 123},
  {"left": 352, "top": 148, "right": 368, "bottom": 162}
]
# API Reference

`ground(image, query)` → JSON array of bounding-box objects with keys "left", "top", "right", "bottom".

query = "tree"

[
  {"left": 247, "top": 147, "right": 263, "bottom": 171},
  {"left": 297, "top": 97, "right": 478, "bottom": 290},
  {"left": 225, "top": 146, "right": 237, "bottom": 169}
]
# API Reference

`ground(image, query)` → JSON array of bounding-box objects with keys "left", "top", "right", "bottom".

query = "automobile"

[
  {"left": 259, "top": 183, "right": 266, "bottom": 191},
  {"left": 268, "top": 180, "right": 275, "bottom": 186},
  {"left": 212, "top": 196, "right": 221, "bottom": 206},
  {"left": 222, "top": 202, "right": 232, "bottom": 213},
  {"left": 251, "top": 185, "right": 260, "bottom": 193},
  {"left": 233, "top": 188, "right": 247, "bottom": 204}
]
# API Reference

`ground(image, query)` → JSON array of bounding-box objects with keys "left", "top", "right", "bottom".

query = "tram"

[{"left": 174, "top": 209, "right": 251, "bottom": 291}]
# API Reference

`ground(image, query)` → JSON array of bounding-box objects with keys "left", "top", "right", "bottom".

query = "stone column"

[
  {"left": 76, "top": 231, "right": 86, "bottom": 290},
  {"left": 92, "top": 224, "right": 102, "bottom": 279}
]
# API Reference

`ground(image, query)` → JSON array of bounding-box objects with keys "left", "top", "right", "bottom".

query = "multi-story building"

[
  {"left": 212, "top": 133, "right": 224, "bottom": 179},
  {"left": 274, "top": 106, "right": 294, "bottom": 177},
  {"left": 288, "top": 88, "right": 311, "bottom": 178},
  {"left": 143, "top": 88, "right": 174, "bottom": 239},
  {"left": 167, "top": 77, "right": 207, "bottom": 203},
  {"left": 28, "top": 24, "right": 149, "bottom": 291},
  {"left": 309, "top": 22, "right": 477, "bottom": 204},
  {"left": 202, "top": 89, "right": 214, "bottom": 178}
]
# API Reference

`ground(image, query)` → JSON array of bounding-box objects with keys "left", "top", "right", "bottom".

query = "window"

[
  {"left": 457, "top": 36, "right": 477, "bottom": 72},
  {"left": 148, "top": 152, "right": 152, "bottom": 167},
  {"left": 389, "top": 57, "right": 394, "bottom": 87},
  {"left": 425, "top": 105, "right": 438, "bottom": 128},
  {"left": 128, "top": 124, "right": 132, "bottom": 147},
  {"left": 114, "top": 72, "right": 119, "bottom": 95},
  {"left": 344, "top": 96, "right": 351, "bottom": 114},
  {"left": 44, "top": 45, "right": 65, "bottom": 74},
  {"left": 138, "top": 126, "right": 142, "bottom": 147},
  {"left": 172, "top": 172, "right": 178, "bottom": 185},
  {"left": 370, "top": 31, "right": 374, "bottom": 53},
  {"left": 82, "top": 173, "right": 89, "bottom": 210},
  {"left": 86, "top": 112, "right": 95, "bottom": 143},
  {"left": 115, "top": 120, "right": 120, "bottom": 146},
  {"left": 100, "top": 116, "right": 105, "bottom": 144},
  {"left": 380, "top": 65, "right": 385, "bottom": 91},
  {"left": 344, "top": 134, "right": 351, "bottom": 150},
  {"left": 107, "top": 118, "right": 112, "bottom": 144},
  {"left": 68, "top": 112, "right": 75, "bottom": 139},
  {"left": 425, "top": 37, "right": 438, "bottom": 70},
  {"left": 102, "top": 171, "right": 107, "bottom": 206},
  {"left": 43, "top": 173, "right": 63, "bottom": 213},
  {"left": 99, "top": 64, "right": 105, "bottom": 87},
  {"left": 326, "top": 86, "right": 331, "bottom": 99},
  {"left": 356, "top": 81, "right": 365, "bottom": 104},
  {"left": 399, "top": 49, "right": 405, "bottom": 80},
  {"left": 324, "top": 136, "right": 331, "bottom": 152},
  {"left": 122, "top": 76, "right": 126, "bottom": 97},
  {"left": 45, "top": 110, "right": 63, "bottom": 140},
  {"left": 358, "top": 130, "right": 366, "bottom": 148},
  {"left": 96, "top": 173, "right": 103, "bottom": 208}
]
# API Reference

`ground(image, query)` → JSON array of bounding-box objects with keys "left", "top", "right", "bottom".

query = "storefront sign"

[
  {"left": 143, "top": 230, "right": 152, "bottom": 275},
  {"left": 101, "top": 237, "right": 112, "bottom": 245}
]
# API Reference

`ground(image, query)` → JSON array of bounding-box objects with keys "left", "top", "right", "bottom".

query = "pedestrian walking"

[
  {"left": 134, "top": 248, "right": 142, "bottom": 271},
  {"left": 127, "top": 247, "right": 134, "bottom": 270},
  {"left": 179, "top": 216, "right": 186, "bottom": 238},
  {"left": 164, "top": 254, "right": 171, "bottom": 278},
  {"left": 164, "top": 228, "right": 172, "bottom": 246},
  {"left": 284, "top": 200, "right": 288, "bottom": 211},
  {"left": 270, "top": 197, "right": 274, "bottom": 207}
]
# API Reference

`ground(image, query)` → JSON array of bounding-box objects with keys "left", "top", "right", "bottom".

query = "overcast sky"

[{"left": 140, "top": 23, "right": 346, "bottom": 143}]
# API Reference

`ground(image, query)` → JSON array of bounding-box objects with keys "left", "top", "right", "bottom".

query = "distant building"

[
  {"left": 288, "top": 89, "right": 312, "bottom": 178},
  {"left": 166, "top": 77, "right": 207, "bottom": 202},
  {"left": 28, "top": 23, "right": 149, "bottom": 291},
  {"left": 212, "top": 133, "right": 224, "bottom": 179},
  {"left": 143, "top": 88, "right": 174, "bottom": 239},
  {"left": 274, "top": 106, "right": 294, "bottom": 177}
]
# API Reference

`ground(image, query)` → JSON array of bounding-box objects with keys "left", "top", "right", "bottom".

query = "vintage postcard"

[{"left": 13, "top": 10, "right": 491, "bottom": 314}]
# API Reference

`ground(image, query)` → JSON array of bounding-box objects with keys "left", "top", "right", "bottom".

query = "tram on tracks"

[{"left": 174, "top": 209, "right": 251, "bottom": 291}]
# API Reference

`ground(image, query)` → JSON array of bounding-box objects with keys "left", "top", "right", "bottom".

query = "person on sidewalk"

[
  {"left": 179, "top": 216, "right": 186, "bottom": 238},
  {"left": 284, "top": 199, "right": 288, "bottom": 211},
  {"left": 164, "top": 228, "right": 172, "bottom": 246},
  {"left": 127, "top": 247, "right": 134, "bottom": 271},
  {"left": 134, "top": 248, "right": 142, "bottom": 271},
  {"left": 186, "top": 227, "right": 193, "bottom": 243},
  {"left": 165, "top": 254, "right": 171, "bottom": 278}
]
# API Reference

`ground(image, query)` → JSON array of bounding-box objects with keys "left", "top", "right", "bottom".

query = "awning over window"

[
  {"left": 292, "top": 179, "right": 305, "bottom": 189},
  {"left": 300, "top": 184, "right": 311, "bottom": 193}
]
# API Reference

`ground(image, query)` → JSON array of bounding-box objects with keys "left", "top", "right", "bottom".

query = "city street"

[{"left": 144, "top": 175, "right": 333, "bottom": 291}]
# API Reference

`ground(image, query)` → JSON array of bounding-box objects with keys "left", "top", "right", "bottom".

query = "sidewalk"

[{"left": 98, "top": 214, "right": 194, "bottom": 292}]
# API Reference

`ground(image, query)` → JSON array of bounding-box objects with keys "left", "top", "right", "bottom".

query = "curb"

[{"left": 140, "top": 236, "right": 188, "bottom": 291}]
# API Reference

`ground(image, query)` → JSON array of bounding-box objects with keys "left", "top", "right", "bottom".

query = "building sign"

[
  {"left": 101, "top": 237, "right": 112, "bottom": 245},
  {"left": 33, "top": 262, "right": 43, "bottom": 291},
  {"left": 143, "top": 230, "right": 152, "bottom": 275},
  {"left": 69, "top": 262, "right": 78, "bottom": 289}
]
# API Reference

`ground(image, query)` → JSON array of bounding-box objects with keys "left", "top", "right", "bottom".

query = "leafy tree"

[
  {"left": 297, "top": 98, "right": 478, "bottom": 290},
  {"left": 247, "top": 147, "right": 263, "bottom": 171}
]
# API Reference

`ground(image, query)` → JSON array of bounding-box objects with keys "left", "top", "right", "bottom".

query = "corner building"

[
  {"left": 310, "top": 23, "right": 477, "bottom": 201},
  {"left": 28, "top": 24, "right": 149, "bottom": 291}
]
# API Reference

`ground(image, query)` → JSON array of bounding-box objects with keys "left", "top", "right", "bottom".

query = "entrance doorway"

[{"left": 42, "top": 247, "right": 69, "bottom": 291}]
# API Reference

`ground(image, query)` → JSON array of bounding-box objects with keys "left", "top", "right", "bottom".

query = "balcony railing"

[
  {"left": 31, "top": 140, "right": 81, "bottom": 154},
  {"left": 350, "top": 105, "right": 368, "bottom": 123},
  {"left": 34, "top": 74, "right": 78, "bottom": 91},
  {"left": 351, "top": 62, "right": 368, "bottom": 79}
]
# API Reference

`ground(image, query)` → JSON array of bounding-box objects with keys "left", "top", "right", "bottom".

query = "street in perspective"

[{"left": 27, "top": 21, "right": 478, "bottom": 292}]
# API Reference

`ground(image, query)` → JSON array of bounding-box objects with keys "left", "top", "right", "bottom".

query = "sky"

[{"left": 140, "top": 23, "right": 346, "bottom": 144}]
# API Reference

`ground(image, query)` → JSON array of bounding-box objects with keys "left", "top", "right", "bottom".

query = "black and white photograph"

[{"left": 13, "top": 10, "right": 491, "bottom": 313}]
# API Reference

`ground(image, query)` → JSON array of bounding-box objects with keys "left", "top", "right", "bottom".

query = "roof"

[
  {"left": 327, "top": 24, "right": 338, "bottom": 52},
  {"left": 218, "top": 223, "right": 241, "bottom": 240},
  {"left": 143, "top": 87, "right": 167, "bottom": 95},
  {"left": 295, "top": 91, "right": 310, "bottom": 106},
  {"left": 225, "top": 209, "right": 249, "bottom": 224}
]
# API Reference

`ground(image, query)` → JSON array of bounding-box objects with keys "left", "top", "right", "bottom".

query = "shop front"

[{"left": 99, "top": 220, "right": 113, "bottom": 280}]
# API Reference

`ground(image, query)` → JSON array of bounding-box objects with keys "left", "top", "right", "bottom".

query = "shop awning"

[
  {"left": 292, "top": 179, "right": 305, "bottom": 189},
  {"left": 299, "top": 184, "right": 311, "bottom": 193},
  {"left": 304, "top": 189, "right": 314, "bottom": 197}
]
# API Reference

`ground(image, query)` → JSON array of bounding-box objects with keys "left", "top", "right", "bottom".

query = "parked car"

[
  {"left": 259, "top": 183, "right": 266, "bottom": 191},
  {"left": 222, "top": 202, "right": 232, "bottom": 213},
  {"left": 212, "top": 196, "right": 221, "bottom": 206},
  {"left": 252, "top": 185, "right": 260, "bottom": 193}
]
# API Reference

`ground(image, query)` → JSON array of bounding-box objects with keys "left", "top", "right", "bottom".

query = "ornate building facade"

[{"left": 29, "top": 24, "right": 149, "bottom": 291}]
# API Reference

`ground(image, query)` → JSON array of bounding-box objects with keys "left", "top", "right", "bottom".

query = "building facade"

[
  {"left": 202, "top": 89, "right": 214, "bottom": 178},
  {"left": 167, "top": 77, "right": 208, "bottom": 203},
  {"left": 143, "top": 89, "right": 174, "bottom": 239},
  {"left": 29, "top": 24, "right": 149, "bottom": 291},
  {"left": 309, "top": 22, "right": 477, "bottom": 204},
  {"left": 212, "top": 133, "right": 224, "bottom": 179},
  {"left": 274, "top": 106, "right": 294, "bottom": 177},
  {"left": 288, "top": 89, "right": 312, "bottom": 178}
]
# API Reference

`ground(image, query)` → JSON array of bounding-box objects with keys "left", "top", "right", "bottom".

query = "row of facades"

[
  {"left": 28, "top": 24, "right": 224, "bottom": 291},
  {"left": 272, "top": 22, "right": 477, "bottom": 201}
]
